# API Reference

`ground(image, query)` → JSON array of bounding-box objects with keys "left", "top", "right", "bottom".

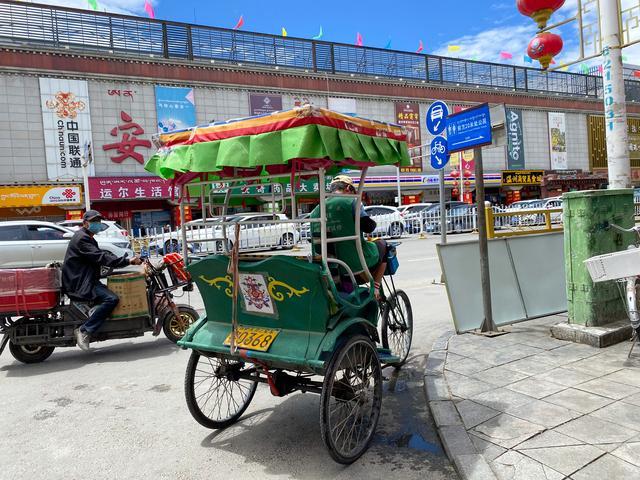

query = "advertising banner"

[
  {"left": 39, "top": 78, "right": 94, "bottom": 181},
  {"left": 249, "top": 93, "right": 283, "bottom": 116},
  {"left": 395, "top": 103, "right": 422, "bottom": 173},
  {"left": 548, "top": 112, "right": 567, "bottom": 170},
  {"left": 88, "top": 176, "right": 176, "bottom": 201},
  {"left": 0, "top": 185, "right": 82, "bottom": 208},
  {"left": 155, "top": 86, "right": 196, "bottom": 133},
  {"left": 505, "top": 108, "right": 526, "bottom": 170}
]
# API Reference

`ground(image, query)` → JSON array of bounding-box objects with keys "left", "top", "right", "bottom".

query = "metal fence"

[
  {"left": 125, "top": 202, "right": 640, "bottom": 256},
  {"left": 0, "top": 0, "right": 635, "bottom": 100}
]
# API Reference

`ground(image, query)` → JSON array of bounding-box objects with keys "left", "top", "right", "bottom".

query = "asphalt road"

[{"left": 0, "top": 234, "right": 474, "bottom": 480}]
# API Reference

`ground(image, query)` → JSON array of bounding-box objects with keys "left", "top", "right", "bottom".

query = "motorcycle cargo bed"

[{"left": 0, "top": 268, "right": 60, "bottom": 316}]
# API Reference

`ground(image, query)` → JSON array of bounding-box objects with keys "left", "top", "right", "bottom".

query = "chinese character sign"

[
  {"left": 395, "top": 103, "right": 422, "bottom": 173},
  {"left": 548, "top": 112, "right": 567, "bottom": 170},
  {"left": 39, "top": 78, "right": 94, "bottom": 181},
  {"left": 102, "top": 111, "right": 152, "bottom": 164},
  {"left": 506, "top": 108, "right": 526, "bottom": 170},
  {"left": 155, "top": 86, "right": 196, "bottom": 132},
  {"left": 88, "top": 176, "right": 176, "bottom": 201}
]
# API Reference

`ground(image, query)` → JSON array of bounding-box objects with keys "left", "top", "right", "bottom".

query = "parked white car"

[
  {"left": 0, "top": 220, "right": 134, "bottom": 268},
  {"left": 58, "top": 219, "right": 130, "bottom": 241},
  {"left": 398, "top": 203, "right": 433, "bottom": 233},
  {"left": 148, "top": 213, "right": 300, "bottom": 255},
  {"left": 363, "top": 205, "right": 404, "bottom": 238}
]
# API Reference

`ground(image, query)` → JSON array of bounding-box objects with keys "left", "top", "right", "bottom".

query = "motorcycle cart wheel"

[
  {"left": 184, "top": 351, "right": 258, "bottom": 429},
  {"left": 280, "top": 233, "right": 295, "bottom": 249},
  {"left": 9, "top": 342, "right": 55, "bottom": 364},
  {"left": 163, "top": 305, "right": 198, "bottom": 343},
  {"left": 320, "top": 334, "right": 382, "bottom": 464},
  {"left": 381, "top": 290, "right": 413, "bottom": 366}
]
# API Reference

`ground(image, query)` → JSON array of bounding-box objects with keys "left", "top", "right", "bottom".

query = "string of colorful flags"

[{"left": 84, "top": 2, "right": 637, "bottom": 74}]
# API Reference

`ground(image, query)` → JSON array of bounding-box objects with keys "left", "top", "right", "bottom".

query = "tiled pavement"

[{"left": 425, "top": 315, "right": 640, "bottom": 480}]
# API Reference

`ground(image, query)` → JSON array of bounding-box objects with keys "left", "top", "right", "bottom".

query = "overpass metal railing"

[{"left": 0, "top": 0, "right": 634, "bottom": 100}]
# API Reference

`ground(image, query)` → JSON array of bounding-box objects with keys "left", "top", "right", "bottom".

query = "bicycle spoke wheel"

[
  {"left": 320, "top": 335, "right": 382, "bottom": 464},
  {"left": 381, "top": 289, "right": 413, "bottom": 366},
  {"left": 185, "top": 351, "right": 258, "bottom": 429}
]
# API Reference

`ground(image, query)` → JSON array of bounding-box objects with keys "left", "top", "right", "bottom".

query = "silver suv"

[{"left": 0, "top": 220, "right": 134, "bottom": 268}]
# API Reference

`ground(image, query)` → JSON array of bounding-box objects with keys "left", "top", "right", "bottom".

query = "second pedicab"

[{"left": 145, "top": 105, "right": 414, "bottom": 464}]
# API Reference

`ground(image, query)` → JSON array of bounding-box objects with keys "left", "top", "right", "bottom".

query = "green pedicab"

[{"left": 145, "top": 106, "right": 413, "bottom": 464}]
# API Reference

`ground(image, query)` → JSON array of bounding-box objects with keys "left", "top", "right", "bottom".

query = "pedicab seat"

[{"left": 180, "top": 254, "right": 375, "bottom": 371}]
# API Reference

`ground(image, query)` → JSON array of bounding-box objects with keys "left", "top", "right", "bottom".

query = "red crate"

[{"left": 0, "top": 267, "right": 61, "bottom": 316}]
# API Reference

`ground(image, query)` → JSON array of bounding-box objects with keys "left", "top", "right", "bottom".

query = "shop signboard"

[
  {"left": 0, "top": 185, "right": 82, "bottom": 208},
  {"left": 88, "top": 176, "right": 176, "bottom": 201},
  {"left": 395, "top": 103, "right": 422, "bottom": 173},
  {"left": 155, "top": 86, "right": 196, "bottom": 133},
  {"left": 505, "top": 107, "right": 526, "bottom": 170},
  {"left": 249, "top": 94, "right": 283, "bottom": 116},
  {"left": 210, "top": 177, "right": 335, "bottom": 196},
  {"left": 501, "top": 170, "right": 544, "bottom": 186},
  {"left": 548, "top": 112, "right": 567, "bottom": 170},
  {"left": 39, "top": 78, "right": 94, "bottom": 181}
]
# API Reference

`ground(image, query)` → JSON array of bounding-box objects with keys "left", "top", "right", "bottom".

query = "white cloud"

[
  {"left": 433, "top": 24, "right": 534, "bottom": 64},
  {"left": 32, "top": 0, "right": 154, "bottom": 16}
]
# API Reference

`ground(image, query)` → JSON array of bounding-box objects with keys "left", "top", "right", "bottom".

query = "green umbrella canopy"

[{"left": 145, "top": 105, "right": 411, "bottom": 184}]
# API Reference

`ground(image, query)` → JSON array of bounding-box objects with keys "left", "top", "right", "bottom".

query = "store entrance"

[{"left": 132, "top": 210, "right": 172, "bottom": 236}]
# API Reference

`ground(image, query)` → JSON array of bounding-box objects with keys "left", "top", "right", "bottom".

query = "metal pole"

[
  {"left": 439, "top": 169, "right": 447, "bottom": 245},
  {"left": 475, "top": 147, "right": 496, "bottom": 332},
  {"left": 81, "top": 161, "right": 91, "bottom": 211},
  {"left": 396, "top": 166, "right": 402, "bottom": 207},
  {"left": 601, "top": 0, "right": 630, "bottom": 189}
]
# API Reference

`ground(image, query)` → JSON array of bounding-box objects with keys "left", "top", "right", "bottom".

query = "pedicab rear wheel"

[
  {"left": 320, "top": 334, "right": 382, "bottom": 464},
  {"left": 184, "top": 351, "right": 258, "bottom": 429}
]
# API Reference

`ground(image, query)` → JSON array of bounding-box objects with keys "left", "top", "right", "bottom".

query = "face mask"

[{"left": 88, "top": 222, "right": 103, "bottom": 234}]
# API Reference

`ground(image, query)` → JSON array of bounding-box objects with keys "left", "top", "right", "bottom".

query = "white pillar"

[{"left": 601, "top": 0, "right": 630, "bottom": 189}]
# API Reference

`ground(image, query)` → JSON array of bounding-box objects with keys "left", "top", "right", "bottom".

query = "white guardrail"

[{"left": 126, "top": 202, "right": 640, "bottom": 255}]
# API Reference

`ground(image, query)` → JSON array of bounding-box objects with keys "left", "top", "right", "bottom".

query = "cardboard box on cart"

[{"left": 107, "top": 272, "right": 149, "bottom": 319}]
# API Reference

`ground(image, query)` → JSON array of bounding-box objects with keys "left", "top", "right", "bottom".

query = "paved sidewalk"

[{"left": 425, "top": 314, "right": 640, "bottom": 480}]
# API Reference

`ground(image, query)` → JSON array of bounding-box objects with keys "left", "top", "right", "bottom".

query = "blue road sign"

[
  {"left": 430, "top": 135, "right": 449, "bottom": 170},
  {"left": 446, "top": 103, "right": 492, "bottom": 154},
  {"left": 426, "top": 101, "right": 449, "bottom": 136}
]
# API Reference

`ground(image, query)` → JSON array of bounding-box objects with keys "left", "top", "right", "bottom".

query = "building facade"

[{"left": 0, "top": 1, "right": 638, "bottom": 227}]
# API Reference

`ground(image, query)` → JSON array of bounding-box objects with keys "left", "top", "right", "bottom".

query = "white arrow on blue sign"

[
  {"left": 430, "top": 135, "right": 449, "bottom": 170},
  {"left": 426, "top": 101, "right": 449, "bottom": 136}
]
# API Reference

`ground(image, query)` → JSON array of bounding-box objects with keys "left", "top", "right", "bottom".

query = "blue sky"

[{"left": 36, "top": 0, "right": 640, "bottom": 71}]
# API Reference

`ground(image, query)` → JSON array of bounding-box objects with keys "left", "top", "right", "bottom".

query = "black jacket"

[{"left": 62, "top": 228, "right": 130, "bottom": 300}]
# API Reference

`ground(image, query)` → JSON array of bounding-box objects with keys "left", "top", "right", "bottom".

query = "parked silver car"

[{"left": 0, "top": 220, "right": 134, "bottom": 268}]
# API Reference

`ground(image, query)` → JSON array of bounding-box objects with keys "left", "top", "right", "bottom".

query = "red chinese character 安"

[{"left": 102, "top": 111, "right": 151, "bottom": 164}]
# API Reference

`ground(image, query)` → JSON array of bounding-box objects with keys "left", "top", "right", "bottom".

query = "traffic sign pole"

[
  {"left": 474, "top": 147, "right": 497, "bottom": 333},
  {"left": 439, "top": 169, "right": 447, "bottom": 246}
]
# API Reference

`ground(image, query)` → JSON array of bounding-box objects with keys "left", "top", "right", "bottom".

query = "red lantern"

[
  {"left": 462, "top": 169, "right": 472, "bottom": 178},
  {"left": 527, "top": 32, "right": 563, "bottom": 70},
  {"left": 450, "top": 169, "right": 460, "bottom": 178},
  {"left": 517, "top": 0, "right": 565, "bottom": 30},
  {"left": 463, "top": 180, "right": 472, "bottom": 187},
  {"left": 452, "top": 180, "right": 459, "bottom": 187}
]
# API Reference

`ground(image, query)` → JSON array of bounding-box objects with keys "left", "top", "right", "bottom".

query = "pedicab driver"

[
  {"left": 62, "top": 210, "right": 142, "bottom": 351},
  {"left": 323, "top": 175, "right": 390, "bottom": 299}
]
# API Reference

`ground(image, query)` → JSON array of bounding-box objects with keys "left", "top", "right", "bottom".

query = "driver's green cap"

[{"left": 83, "top": 210, "right": 104, "bottom": 222}]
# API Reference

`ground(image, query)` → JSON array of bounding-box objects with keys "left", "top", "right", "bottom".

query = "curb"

[{"left": 423, "top": 330, "right": 498, "bottom": 480}]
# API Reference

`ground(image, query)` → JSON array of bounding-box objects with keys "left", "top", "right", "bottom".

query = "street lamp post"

[{"left": 601, "top": 0, "right": 631, "bottom": 189}]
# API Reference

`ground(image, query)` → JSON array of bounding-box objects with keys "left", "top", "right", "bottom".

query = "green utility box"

[{"left": 563, "top": 189, "right": 635, "bottom": 326}]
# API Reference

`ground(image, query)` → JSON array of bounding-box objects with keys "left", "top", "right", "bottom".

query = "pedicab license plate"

[{"left": 223, "top": 327, "right": 280, "bottom": 352}]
